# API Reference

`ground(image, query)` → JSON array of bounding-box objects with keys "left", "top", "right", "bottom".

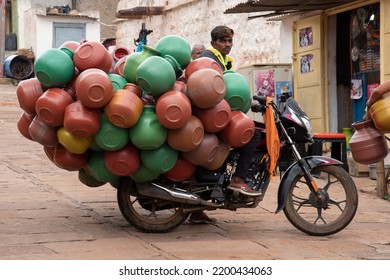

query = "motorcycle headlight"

[{"left": 302, "top": 117, "right": 314, "bottom": 140}]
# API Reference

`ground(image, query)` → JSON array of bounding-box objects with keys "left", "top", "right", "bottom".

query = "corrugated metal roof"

[
  {"left": 44, "top": 12, "right": 97, "bottom": 20},
  {"left": 224, "top": 0, "right": 357, "bottom": 18}
]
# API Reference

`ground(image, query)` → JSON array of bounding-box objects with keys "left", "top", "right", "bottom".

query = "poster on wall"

[
  {"left": 367, "top": 83, "right": 380, "bottom": 100},
  {"left": 276, "top": 81, "right": 293, "bottom": 100},
  {"left": 255, "top": 69, "right": 275, "bottom": 98},
  {"left": 350, "top": 79, "right": 363, "bottom": 99},
  {"left": 300, "top": 54, "right": 314, "bottom": 73},
  {"left": 299, "top": 27, "right": 313, "bottom": 47}
]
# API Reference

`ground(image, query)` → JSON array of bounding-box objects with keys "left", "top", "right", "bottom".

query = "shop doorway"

[{"left": 331, "top": 3, "right": 380, "bottom": 130}]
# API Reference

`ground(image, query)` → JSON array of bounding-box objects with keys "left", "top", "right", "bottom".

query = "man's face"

[
  {"left": 211, "top": 37, "right": 233, "bottom": 55},
  {"left": 191, "top": 47, "right": 205, "bottom": 60}
]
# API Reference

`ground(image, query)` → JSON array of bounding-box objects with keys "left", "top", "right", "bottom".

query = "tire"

[
  {"left": 283, "top": 165, "right": 358, "bottom": 236},
  {"left": 117, "top": 177, "right": 190, "bottom": 233}
]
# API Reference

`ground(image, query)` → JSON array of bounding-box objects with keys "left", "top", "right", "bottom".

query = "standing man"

[{"left": 200, "top": 25, "right": 262, "bottom": 196}]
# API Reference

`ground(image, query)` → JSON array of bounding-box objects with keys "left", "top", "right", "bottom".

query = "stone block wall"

[{"left": 115, "top": 0, "right": 281, "bottom": 70}]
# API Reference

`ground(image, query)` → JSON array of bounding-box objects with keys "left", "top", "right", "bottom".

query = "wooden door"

[{"left": 293, "top": 14, "right": 326, "bottom": 132}]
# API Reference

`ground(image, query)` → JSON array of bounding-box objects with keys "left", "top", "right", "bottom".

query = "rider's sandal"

[{"left": 189, "top": 211, "right": 217, "bottom": 224}]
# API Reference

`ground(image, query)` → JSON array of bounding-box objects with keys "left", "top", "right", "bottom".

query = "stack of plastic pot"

[{"left": 16, "top": 35, "right": 254, "bottom": 189}]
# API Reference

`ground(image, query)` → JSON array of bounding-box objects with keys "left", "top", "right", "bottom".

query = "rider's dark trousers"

[{"left": 234, "top": 129, "right": 262, "bottom": 178}]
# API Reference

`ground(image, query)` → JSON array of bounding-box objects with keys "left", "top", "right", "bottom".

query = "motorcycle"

[{"left": 116, "top": 93, "right": 358, "bottom": 236}]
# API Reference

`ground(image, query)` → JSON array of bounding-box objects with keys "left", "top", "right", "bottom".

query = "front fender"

[{"left": 275, "top": 156, "right": 343, "bottom": 213}]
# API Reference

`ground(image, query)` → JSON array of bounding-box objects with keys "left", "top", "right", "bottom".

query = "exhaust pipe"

[{"left": 136, "top": 182, "right": 220, "bottom": 207}]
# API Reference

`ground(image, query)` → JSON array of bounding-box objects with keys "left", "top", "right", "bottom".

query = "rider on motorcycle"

[
  {"left": 189, "top": 26, "right": 262, "bottom": 224},
  {"left": 200, "top": 25, "right": 262, "bottom": 196}
]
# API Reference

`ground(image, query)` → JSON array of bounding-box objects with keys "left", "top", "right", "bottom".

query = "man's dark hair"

[{"left": 211, "top": 26, "right": 234, "bottom": 41}]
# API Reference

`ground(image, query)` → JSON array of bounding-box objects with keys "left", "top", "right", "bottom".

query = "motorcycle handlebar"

[
  {"left": 252, "top": 95, "right": 267, "bottom": 105},
  {"left": 251, "top": 95, "right": 267, "bottom": 113}
]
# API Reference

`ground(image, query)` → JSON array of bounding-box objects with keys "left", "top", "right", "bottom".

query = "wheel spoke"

[
  {"left": 147, "top": 200, "right": 158, "bottom": 220},
  {"left": 117, "top": 178, "right": 189, "bottom": 233},
  {"left": 283, "top": 165, "right": 358, "bottom": 236},
  {"left": 292, "top": 193, "right": 312, "bottom": 212},
  {"left": 314, "top": 207, "right": 326, "bottom": 224},
  {"left": 328, "top": 198, "right": 346, "bottom": 212},
  {"left": 322, "top": 172, "right": 339, "bottom": 192}
]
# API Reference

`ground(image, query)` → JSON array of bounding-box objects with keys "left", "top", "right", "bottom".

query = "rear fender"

[{"left": 276, "top": 156, "right": 343, "bottom": 213}]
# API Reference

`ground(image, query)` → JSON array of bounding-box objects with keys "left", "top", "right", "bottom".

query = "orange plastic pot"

[
  {"left": 163, "top": 156, "right": 196, "bottom": 182},
  {"left": 184, "top": 57, "right": 223, "bottom": 81},
  {"left": 182, "top": 133, "right": 219, "bottom": 166},
  {"left": 73, "top": 40, "right": 113, "bottom": 73},
  {"left": 53, "top": 145, "right": 88, "bottom": 171},
  {"left": 75, "top": 68, "right": 113, "bottom": 108},
  {"left": 104, "top": 89, "right": 144, "bottom": 128},
  {"left": 35, "top": 88, "right": 74, "bottom": 127},
  {"left": 156, "top": 90, "right": 192, "bottom": 129},
  {"left": 167, "top": 115, "right": 204, "bottom": 152},
  {"left": 186, "top": 68, "right": 226, "bottom": 108},
  {"left": 104, "top": 144, "right": 141, "bottom": 176},
  {"left": 16, "top": 78, "right": 45, "bottom": 114},
  {"left": 193, "top": 99, "right": 232, "bottom": 132},
  {"left": 220, "top": 110, "right": 255, "bottom": 148},
  {"left": 63, "top": 101, "right": 101, "bottom": 138},
  {"left": 28, "top": 116, "right": 59, "bottom": 147},
  {"left": 17, "top": 112, "right": 35, "bottom": 141}
]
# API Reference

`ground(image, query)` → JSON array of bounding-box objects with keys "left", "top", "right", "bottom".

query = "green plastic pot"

[
  {"left": 86, "top": 151, "right": 118, "bottom": 183},
  {"left": 108, "top": 73, "right": 128, "bottom": 90},
  {"left": 123, "top": 45, "right": 160, "bottom": 84},
  {"left": 94, "top": 114, "right": 129, "bottom": 151},
  {"left": 34, "top": 48, "right": 75, "bottom": 88},
  {"left": 155, "top": 35, "right": 192, "bottom": 69},
  {"left": 130, "top": 165, "right": 161, "bottom": 183},
  {"left": 136, "top": 56, "right": 176, "bottom": 97},
  {"left": 140, "top": 143, "right": 178, "bottom": 173},
  {"left": 223, "top": 70, "right": 251, "bottom": 111},
  {"left": 78, "top": 168, "right": 106, "bottom": 187},
  {"left": 129, "top": 105, "right": 167, "bottom": 150}
]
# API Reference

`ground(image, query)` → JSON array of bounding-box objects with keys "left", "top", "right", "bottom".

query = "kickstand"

[{"left": 210, "top": 185, "right": 225, "bottom": 202}]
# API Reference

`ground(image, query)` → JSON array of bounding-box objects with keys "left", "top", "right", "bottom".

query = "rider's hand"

[{"left": 363, "top": 105, "right": 372, "bottom": 120}]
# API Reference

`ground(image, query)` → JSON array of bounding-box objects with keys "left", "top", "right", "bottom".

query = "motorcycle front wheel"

[
  {"left": 117, "top": 177, "right": 189, "bottom": 233},
  {"left": 283, "top": 165, "right": 358, "bottom": 236}
]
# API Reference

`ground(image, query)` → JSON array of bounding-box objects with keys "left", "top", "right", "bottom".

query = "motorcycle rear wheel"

[
  {"left": 283, "top": 165, "right": 358, "bottom": 236},
  {"left": 117, "top": 177, "right": 190, "bottom": 233}
]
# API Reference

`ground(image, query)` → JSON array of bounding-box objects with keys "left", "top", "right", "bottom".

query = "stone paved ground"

[{"left": 0, "top": 82, "right": 389, "bottom": 260}]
